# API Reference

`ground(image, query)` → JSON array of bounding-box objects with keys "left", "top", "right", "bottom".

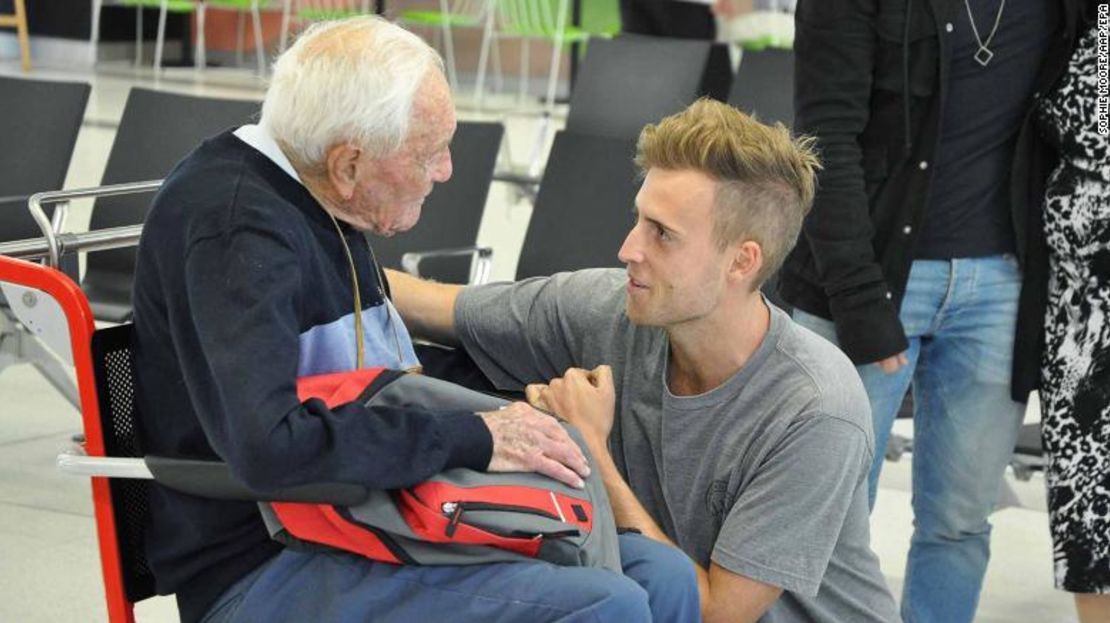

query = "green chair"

[
  {"left": 476, "top": 0, "right": 606, "bottom": 111},
  {"left": 398, "top": 0, "right": 488, "bottom": 92},
  {"left": 579, "top": 0, "right": 619, "bottom": 38},
  {"left": 109, "top": 0, "right": 267, "bottom": 76}
]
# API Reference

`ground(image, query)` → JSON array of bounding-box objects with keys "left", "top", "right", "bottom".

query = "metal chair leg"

[
  {"left": 518, "top": 37, "right": 529, "bottom": 104},
  {"left": 490, "top": 29, "right": 503, "bottom": 94},
  {"left": 543, "top": 0, "right": 568, "bottom": 114},
  {"left": 474, "top": 0, "right": 496, "bottom": 109},
  {"left": 251, "top": 0, "right": 265, "bottom": 76},
  {"left": 0, "top": 313, "right": 80, "bottom": 410},
  {"left": 154, "top": 0, "right": 169, "bottom": 77},
  {"left": 89, "top": 0, "right": 103, "bottom": 65},
  {"left": 278, "top": 0, "right": 292, "bottom": 54},
  {"left": 235, "top": 10, "right": 245, "bottom": 67},
  {"left": 135, "top": 6, "right": 143, "bottom": 66},
  {"left": 196, "top": 1, "right": 207, "bottom": 75},
  {"left": 438, "top": 0, "right": 458, "bottom": 92}
]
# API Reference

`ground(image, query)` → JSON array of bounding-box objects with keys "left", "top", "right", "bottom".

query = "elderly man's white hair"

[{"left": 261, "top": 16, "right": 445, "bottom": 168}]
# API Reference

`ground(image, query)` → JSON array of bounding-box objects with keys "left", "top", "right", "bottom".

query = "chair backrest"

[
  {"left": 515, "top": 130, "right": 640, "bottom": 280},
  {"left": 294, "top": 0, "right": 373, "bottom": 20},
  {"left": 580, "top": 0, "right": 620, "bottom": 37},
  {"left": 91, "top": 323, "right": 158, "bottom": 613},
  {"left": 564, "top": 34, "right": 732, "bottom": 140},
  {"left": 727, "top": 48, "right": 794, "bottom": 129},
  {"left": 367, "top": 121, "right": 504, "bottom": 284},
  {"left": 0, "top": 76, "right": 90, "bottom": 243},
  {"left": 498, "top": 0, "right": 573, "bottom": 36},
  {"left": 83, "top": 89, "right": 261, "bottom": 322}
]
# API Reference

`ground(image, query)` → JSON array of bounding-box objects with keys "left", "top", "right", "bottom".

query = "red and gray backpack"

[{"left": 256, "top": 368, "right": 622, "bottom": 572}]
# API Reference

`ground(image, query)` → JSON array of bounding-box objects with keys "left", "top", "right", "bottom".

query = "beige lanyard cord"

[{"left": 326, "top": 212, "right": 365, "bottom": 369}]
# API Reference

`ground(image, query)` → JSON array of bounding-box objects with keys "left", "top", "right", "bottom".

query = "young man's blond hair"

[{"left": 635, "top": 98, "right": 821, "bottom": 287}]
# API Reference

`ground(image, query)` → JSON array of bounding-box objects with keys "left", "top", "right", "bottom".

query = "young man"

[
  {"left": 131, "top": 16, "right": 697, "bottom": 623},
  {"left": 390, "top": 99, "right": 899, "bottom": 623}
]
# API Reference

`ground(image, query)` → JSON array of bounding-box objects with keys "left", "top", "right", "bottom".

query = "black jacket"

[{"left": 780, "top": 0, "right": 1086, "bottom": 400}]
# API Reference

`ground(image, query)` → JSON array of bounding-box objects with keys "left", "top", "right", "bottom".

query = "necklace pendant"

[{"left": 974, "top": 46, "right": 994, "bottom": 66}]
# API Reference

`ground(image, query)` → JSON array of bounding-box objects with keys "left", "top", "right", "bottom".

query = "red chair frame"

[{"left": 0, "top": 254, "right": 137, "bottom": 622}]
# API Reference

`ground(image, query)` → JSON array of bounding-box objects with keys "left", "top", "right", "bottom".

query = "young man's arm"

[
  {"left": 597, "top": 447, "right": 784, "bottom": 622},
  {"left": 532, "top": 368, "right": 784, "bottom": 623},
  {"left": 384, "top": 268, "right": 463, "bottom": 346}
]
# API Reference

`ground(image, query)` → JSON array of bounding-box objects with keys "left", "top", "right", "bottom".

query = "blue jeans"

[
  {"left": 200, "top": 532, "right": 700, "bottom": 623},
  {"left": 793, "top": 256, "right": 1026, "bottom": 623}
]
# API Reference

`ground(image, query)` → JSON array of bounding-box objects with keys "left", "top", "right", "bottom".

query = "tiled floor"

[{"left": 0, "top": 56, "right": 1080, "bottom": 622}]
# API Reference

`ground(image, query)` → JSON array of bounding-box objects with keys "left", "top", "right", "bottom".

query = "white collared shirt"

[{"left": 233, "top": 123, "right": 304, "bottom": 185}]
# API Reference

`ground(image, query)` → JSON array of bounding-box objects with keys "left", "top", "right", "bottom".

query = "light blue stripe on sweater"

[{"left": 297, "top": 300, "right": 420, "bottom": 375}]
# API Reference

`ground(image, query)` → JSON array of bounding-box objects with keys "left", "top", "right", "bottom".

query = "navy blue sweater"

[{"left": 131, "top": 131, "right": 493, "bottom": 622}]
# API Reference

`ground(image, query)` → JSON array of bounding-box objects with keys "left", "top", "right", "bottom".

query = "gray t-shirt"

[{"left": 455, "top": 269, "right": 899, "bottom": 623}]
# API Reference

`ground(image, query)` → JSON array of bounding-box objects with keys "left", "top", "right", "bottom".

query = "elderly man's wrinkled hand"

[
  {"left": 478, "top": 402, "right": 590, "bottom": 489},
  {"left": 529, "top": 366, "right": 616, "bottom": 451}
]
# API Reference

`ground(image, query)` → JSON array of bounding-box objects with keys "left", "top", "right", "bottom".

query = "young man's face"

[
  {"left": 618, "top": 167, "right": 734, "bottom": 328},
  {"left": 349, "top": 71, "right": 456, "bottom": 236}
]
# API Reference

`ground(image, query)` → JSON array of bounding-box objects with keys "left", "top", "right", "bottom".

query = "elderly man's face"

[{"left": 353, "top": 71, "right": 456, "bottom": 236}]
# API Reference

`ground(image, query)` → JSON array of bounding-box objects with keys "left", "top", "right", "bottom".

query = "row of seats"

[{"left": 1, "top": 36, "right": 796, "bottom": 297}]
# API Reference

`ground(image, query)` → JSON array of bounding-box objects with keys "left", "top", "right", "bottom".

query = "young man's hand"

[
  {"left": 876, "top": 352, "right": 909, "bottom": 374},
  {"left": 526, "top": 366, "right": 616, "bottom": 451}
]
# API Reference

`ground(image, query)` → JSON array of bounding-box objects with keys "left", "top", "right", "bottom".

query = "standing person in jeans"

[{"left": 781, "top": 0, "right": 1085, "bottom": 621}]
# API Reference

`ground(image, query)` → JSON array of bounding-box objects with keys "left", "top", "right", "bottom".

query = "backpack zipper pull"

[{"left": 444, "top": 502, "right": 464, "bottom": 537}]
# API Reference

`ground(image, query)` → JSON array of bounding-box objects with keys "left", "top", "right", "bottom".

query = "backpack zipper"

[{"left": 442, "top": 501, "right": 562, "bottom": 538}]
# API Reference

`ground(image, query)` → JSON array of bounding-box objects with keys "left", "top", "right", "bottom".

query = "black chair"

[
  {"left": 515, "top": 131, "right": 641, "bottom": 280},
  {"left": 0, "top": 76, "right": 90, "bottom": 243},
  {"left": 83, "top": 88, "right": 261, "bottom": 322},
  {"left": 727, "top": 48, "right": 795, "bottom": 129},
  {"left": 367, "top": 121, "right": 504, "bottom": 284},
  {"left": 565, "top": 34, "right": 732, "bottom": 141},
  {"left": 0, "top": 76, "right": 90, "bottom": 406},
  {"left": 91, "top": 324, "right": 158, "bottom": 609}
]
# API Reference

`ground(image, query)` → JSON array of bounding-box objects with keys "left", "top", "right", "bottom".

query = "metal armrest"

[
  {"left": 58, "top": 444, "right": 153, "bottom": 479},
  {"left": 58, "top": 445, "right": 369, "bottom": 505},
  {"left": 24, "top": 180, "right": 163, "bottom": 268},
  {"left": 492, "top": 169, "right": 540, "bottom": 203},
  {"left": 401, "top": 246, "right": 494, "bottom": 285}
]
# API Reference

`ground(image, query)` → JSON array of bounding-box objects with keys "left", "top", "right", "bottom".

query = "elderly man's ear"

[{"left": 325, "top": 142, "right": 364, "bottom": 201}]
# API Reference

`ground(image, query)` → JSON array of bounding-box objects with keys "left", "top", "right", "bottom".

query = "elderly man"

[
  {"left": 390, "top": 100, "right": 900, "bottom": 623},
  {"left": 131, "top": 16, "right": 698, "bottom": 623}
]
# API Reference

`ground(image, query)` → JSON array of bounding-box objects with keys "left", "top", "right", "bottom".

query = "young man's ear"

[
  {"left": 325, "top": 143, "right": 363, "bottom": 201},
  {"left": 730, "top": 240, "right": 764, "bottom": 286}
]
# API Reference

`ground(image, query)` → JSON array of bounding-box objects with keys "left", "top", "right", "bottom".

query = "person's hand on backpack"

[{"left": 479, "top": 402, "right": 590, "bottom": 489}]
